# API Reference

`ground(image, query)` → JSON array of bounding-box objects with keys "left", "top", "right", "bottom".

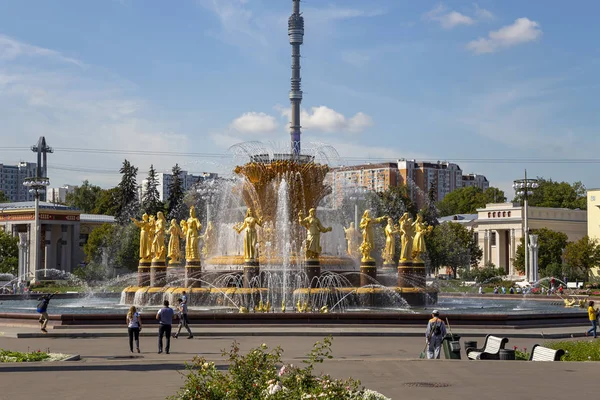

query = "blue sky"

[{"left": 1, "top": 0, "right": 599, "bottom": 198}]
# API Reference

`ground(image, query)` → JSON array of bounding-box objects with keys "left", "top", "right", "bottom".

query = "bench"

[
  {"left": 466, "top": 335, "right": 509, "bottom": 360},
  {"left": 528, "top": 344, "right": 564, "bottom": 361}
]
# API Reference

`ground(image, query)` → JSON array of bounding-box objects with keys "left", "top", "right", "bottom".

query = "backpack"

[
  {"left": 36, "top": 300, "right": 48, "bottom": 313},
  {"left": 433, "top": 321, "right": 442, "bottom": 335}
]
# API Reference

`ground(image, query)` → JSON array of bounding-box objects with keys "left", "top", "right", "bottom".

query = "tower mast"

[{"left": 288, "top": 0, "right": 304, "bottom": 156}]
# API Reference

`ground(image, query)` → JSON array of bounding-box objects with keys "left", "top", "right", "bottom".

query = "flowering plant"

[{"left": 169, "top": 336, "right": 390, "bottom": 400}]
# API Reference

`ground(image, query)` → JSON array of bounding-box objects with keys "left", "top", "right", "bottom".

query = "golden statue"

[
  {"left": 399, "top": 213, "right": 415, "bottom": 262},
  {"left": 412, "top": 214, "right": 428, "bottom": 262},
  {"left": 234, "top": 208, "right": 263, "bottom": 262},
  {"left": 131, "top": 213, "right": 151, "bottom": 261},
  {"left": 152, "top": 211, "right": 167, "bottom": 261},
  {"left": 343, "top": 222, "right": 360, "bottom": 256},
  {"left": 185, "top": 206, "right": 202, "bottom": 261},
  {"left": 359, "top": 210, "right": 387, "bottom": 263},
  {"left": 166, "top": 218, "right": 184, "bottom": 264},
  {"left": 298, "top": 208, "right": 332, "bottom": 260},
  {"left": 200, "top": 221, "right": 214, "bottom": 258},
  {"left": 148, "top": 215, "right": 156, "bottom": 256},
  {"left": 382, "top": 217, "right": 399, "bottom": 265}
]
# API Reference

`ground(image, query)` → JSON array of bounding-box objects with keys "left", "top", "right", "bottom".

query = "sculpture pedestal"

[
  {"left": 305, "top": 260, "right": 320, "bottom": 288},
  {"left": 360, "top": 261, "right": 377, "bottom": 287},
  {"left": 138, "top": 261, "right": 151, "bottom": 286},
  {"left": 243, "top": 261, "right": 260, "bottom": 288},
  {"left": 150, "top": 260, "right": 167, "bottom": 287},
  {"left": 381, "top": 261, "right": 397, "bottom": 273},
  {"left": 185, "top": 260, "right": 202, "bottom": 288},
  {"left": 398, "top": 261, "right": 426, "bottom": 288}
]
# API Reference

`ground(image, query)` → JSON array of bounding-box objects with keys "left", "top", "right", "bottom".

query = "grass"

[
  {"left": 0, "top": 349, "right": 50, "bottom": 362},
  {"left": 546, "top": 339, "right": 600, "bottom": 361}
]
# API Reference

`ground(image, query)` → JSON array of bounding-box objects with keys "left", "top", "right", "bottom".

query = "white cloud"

[
  {"left": 305, "top": 6, "right": 385, "bottom": 24},
  {"left": 424, "top": 5, "right": 474, "bottom": 29},
  {"left": 230, "top": 112, "right": 278, "bottom": 134},
  {"left": 278, "top": 106, "right": 373, "bottom": 134},
  {"left": 474, "top": 4, "right": 494, "bottom": 20},
  {"left": 467, "top": 18, "right": 542, "bottom": 54},
  {"left": 0, "top": 34, "right": 84, "bottom": 67}
]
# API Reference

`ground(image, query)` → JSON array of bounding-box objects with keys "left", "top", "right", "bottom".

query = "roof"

[
  {"left": 80, "top": 214, "right": 116, "bottom": 223},
  {"left": 438, "top": 214, "right": 478, "bottom": 223},
  {"left": 0, "top": 201, "right": 80, "bottom": 212}
]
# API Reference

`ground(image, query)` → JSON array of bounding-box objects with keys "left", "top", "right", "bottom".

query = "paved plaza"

[{"left": 0, "top": 324, "right": 597, "bottom": 400}]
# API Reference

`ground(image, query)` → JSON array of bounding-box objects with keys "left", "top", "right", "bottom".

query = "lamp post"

[
  {"left": 22, "top": 176, "right": 50, "bottom": 281},
  {"left": 512, "top": 171, "right": 538, "bottom": 283},
  {"left": 196, "top": 179, "right": 218, "bottom": 224}
]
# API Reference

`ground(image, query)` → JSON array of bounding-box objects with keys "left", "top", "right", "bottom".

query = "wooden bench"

[
  {"left": 466, "top": 335, "right": 509, "bottom": 360},
  {"left": 528, "top": 344, "right": 564, "bottom": 361}
]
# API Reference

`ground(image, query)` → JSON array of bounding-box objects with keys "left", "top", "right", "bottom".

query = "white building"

[
  {"left": 462, "top": 174, "right": 490, "bottom": 191},
  {"left": 0, "top": 162, "right": 38, "bottom": 202},
  {"left": 47, "top": 185, "right": 76, "bottom": 204},
  {"left": 140, "top": 171, "right": 218, "bottom": 201}
]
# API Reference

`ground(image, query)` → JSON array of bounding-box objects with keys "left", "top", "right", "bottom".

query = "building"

[
  {"left": 587, "top": 189, "right": 600, "bottom": 277},
  {"left": 0, "top": 202, "right": 115, "bottom": 281},
  {"left": 326, "top": 163, "right": 400, "bottom": 207},
  {"left": 398, "top": 160, "right": 464, "bottom": 207},
  {"left": 0, "top": 162, "right": 38, "bottom": 202},
  {"left": 47, "top": 185, "right": 76, "bottom": 204},
  {"left": 462, "top": 174, "right": 490, "bottom": 191},
  {"left": 140, "top": 171, "right": 218, "bottom": 202},
  {"left": 474, "top": 203, "right": 587, "bottom": 278}
]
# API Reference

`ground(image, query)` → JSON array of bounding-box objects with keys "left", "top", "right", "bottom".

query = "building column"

[
  {"left": 44, "top": 226, "right": 52, "bottom": 278},
  {"left": 495, "top": 230, "right": 501, "bottom": 269},
  {"left": 483, "top": 230, "right": 489, "bottom": 266},
  {"left": 60, "top": 225, "right": 68, "bottom": 272},
  {"left": 509, "top": 228, "right": 516, "bottom": 276}
]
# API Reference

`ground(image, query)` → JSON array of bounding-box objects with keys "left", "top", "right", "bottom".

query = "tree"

[
  {"left": 419, "top": 185, "right": 440, "bottom": 227},
  {"left": 374, "top": 185, "right": 417, "bottom": 222},
  {"left": 93, "top": 187, "right": 120, "bottom": 216},
  {"left": 563, "top": 236, "right": 600, "bottom": 281},
  {"left": 167, "top": 164, "right": 185, "bottom": 221},
  {"left": 426, "top": 222, "right": 482, "bottom": 279},
  {"left": 437, "top": 186, "right": 506, "bottom": 217},
  {"left": 84, "top": 223, "right": 140, "bottom": 273},
  {"left": 0, "top": 190, "right": 8, "bottom": 203},
  {"left": 65, "top": 180, "right": 103, "bottom": 213},
  {"left": 141, "top": 164, "right": 164, "bottom": 216},
  {"left": 513, "top": 228, "right": 568, "bottom": 274},
  {"left": 115, "top": 159, "right": 139, "bottom": 224},
  {"left": 513, "top": 178, "right": 586, "bottom": 210},
  {"left": 0, "top": 230, "right": 18, "bottom": 274}
]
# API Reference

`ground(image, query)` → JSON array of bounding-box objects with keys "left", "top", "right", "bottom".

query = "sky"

[{"left": 1, "top": 0, "right": 599, "bottom": 198}]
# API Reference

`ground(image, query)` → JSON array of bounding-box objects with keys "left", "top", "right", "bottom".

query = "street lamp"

[
  {"left": 512, "top": 171, "right": 539, "bottom": 283},
  {"left": 196, "top": 179, "right": 219, "bottom": 224},
  {"left": 23, "top": 176, "right": 50, "bottom": 281}
]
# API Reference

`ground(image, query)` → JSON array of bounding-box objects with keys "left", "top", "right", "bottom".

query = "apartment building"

[
  {"left": 47, "top": 185, "right": 77, "bottom": 204},
  {"left": 0, "top": 162, "right": 38, "bottom": 202}
]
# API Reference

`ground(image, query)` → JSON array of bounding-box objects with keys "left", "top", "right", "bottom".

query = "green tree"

[
  {"left": 65, "top": 180, "right": 103, "bottom": 213},
  {"left": 83, "top": 223, "right": 116, "bottom": 263},
  {"left": 0, "top": 230, "right": 18, "bottom": 274},
  {"left": 374, "top": 185, "right": 417, "bottom": 222},
  {"left": 141, "top": 164, "right": 164, "bottom": 216},
  {"left": 437, "top": 186, "right": 506, "bottom": 217},
  {"left": 93, "top": 187, "right": 120, "bottom": 216},
  {"left": 426, "top": 222, "right": 482, "bottom": 278},
  {"left": 419, "top": 185, "right": 440, "bottom": 227},
  {"left": 563, "top": 236, "right": 600, "bottom": 281},
  {"left": 0, "top": 190, "right": 9, "bottom": 203},
  {"left": 513, "top": 178, "right": 586, "bottom": 209},
  {"left": 513, "top": 228, "right": 568, "bottom": 274},
  {"left": 84, "top": 223, "right": 140, "bottom": 273},
  {"left": 166, "top": 163, "right": 185, "bottom": 221},
  {"left": 115, "top": 159, "right": 139, "bottom": 224}
]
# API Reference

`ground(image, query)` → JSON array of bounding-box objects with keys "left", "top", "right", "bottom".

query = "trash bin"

[
  {"left": 499, "top": 349, "right": 515, "bottom": 360},
  {"left": 442, "top": 334, "right": 461, "bottom": 359},
  {"left": 464, "top": 340, "right": 478, "bottom": 353}
]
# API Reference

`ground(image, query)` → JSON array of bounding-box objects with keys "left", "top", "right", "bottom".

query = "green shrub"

[
  {"left": 546, "top": 340, "right": 600, "bottom": 361},
  {"left": 168, "top": 337, "right": 390, "bottom": 400},
  {"left": 0, "top": 349, "right": 50, "bottom": 362}
]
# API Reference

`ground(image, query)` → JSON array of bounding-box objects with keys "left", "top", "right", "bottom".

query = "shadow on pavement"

[{"left": 0, "top": 363, "right": 228, "bottom": 373}]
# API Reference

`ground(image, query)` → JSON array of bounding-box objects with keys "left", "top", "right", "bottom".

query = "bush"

[
  {"left": 0, "top": 349, "right": 50, "bottom": 362},
  {"left": 461, "top": 262, "right": 506, "bottom": 284},
  {"left": 546, "top": 340, "right": 600, "bottom": 361},
  {"left": 169, "top": 337, "right": 390, "bottom": 400}
]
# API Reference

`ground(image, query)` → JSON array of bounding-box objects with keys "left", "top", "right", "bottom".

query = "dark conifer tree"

[
  {"left": 141, "top": 164, "right": 164, "bottom": 216},
  {"left": 167, "top": 163, "right": 185, "bottom": 221},
  {"left": 115, "top": 159, "right": 139, "bottom": 224}
]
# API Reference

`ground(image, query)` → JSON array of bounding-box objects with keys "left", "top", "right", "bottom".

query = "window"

[{"left": 490, "top": 232, "right": 497, "bottom": 246}]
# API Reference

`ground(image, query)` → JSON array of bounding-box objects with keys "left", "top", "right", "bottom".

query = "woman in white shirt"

[{"left": 126, "top": 306, "right": 143, "bottom": 353}]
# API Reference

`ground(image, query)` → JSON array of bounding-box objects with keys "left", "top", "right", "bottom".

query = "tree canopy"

[
  {"left": 437, "top": 186, "right": 506, "bottom": 217},
  {"left": 563, "top": 236, "right": 600, "bottom": 281},
  {"left": 0, "top": 191, "right": 8, "bottom": 203},
  {"left": 513, "top": 228, "right": 568, "bottom": 274},
  {"left": 513, "top": 178, "right": 586, "bottom": 210},
  {"left": 167, "top": 163, "right": 186, "bottom": 221},
  {"left": 115, "top": 159, "right": 139, "bottom": 224},
  {"left": 426, "top": 222, "right": 482, "bottom": 278},
  {"left": 0, "top": 229, "right": 18, "bottom": 274},
  {"left": 65, "top": 180, "right": 103, "bottom": 213},
  {"left": 374, "top": 185, "right": 417, "bottom": 222},
  {"left": 141, "top": 164, "right": 164, "bottom": 216}
]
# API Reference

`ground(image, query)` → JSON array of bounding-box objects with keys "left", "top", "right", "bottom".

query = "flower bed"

[
  {"left": 0, "top": 349, "right": 70, "bottom": 363},
  {"left": 169, "top": 336, "right": 391, "bottom": 400}
]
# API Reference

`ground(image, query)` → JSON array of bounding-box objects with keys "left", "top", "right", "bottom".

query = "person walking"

[
  {"left": 586, "top": 301, "right": 598, "bottom": 338},
  {"left": 36, "top": 291, "right": 58, "bottom": 333},
  {"left": 174, "top": 298, "right": 193, "bottom": 339},
  {"left": 156, "top": 300, "right": 175, "bottom": 354},
  {"left": 181, "top": 291, "right": 188, "bottom": 305},
  {"left": 425, "top": 310, "right": 447, "bottom": 359},
  {"left": 126, "top": 306, "right": 142, "bottom": 353}
]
